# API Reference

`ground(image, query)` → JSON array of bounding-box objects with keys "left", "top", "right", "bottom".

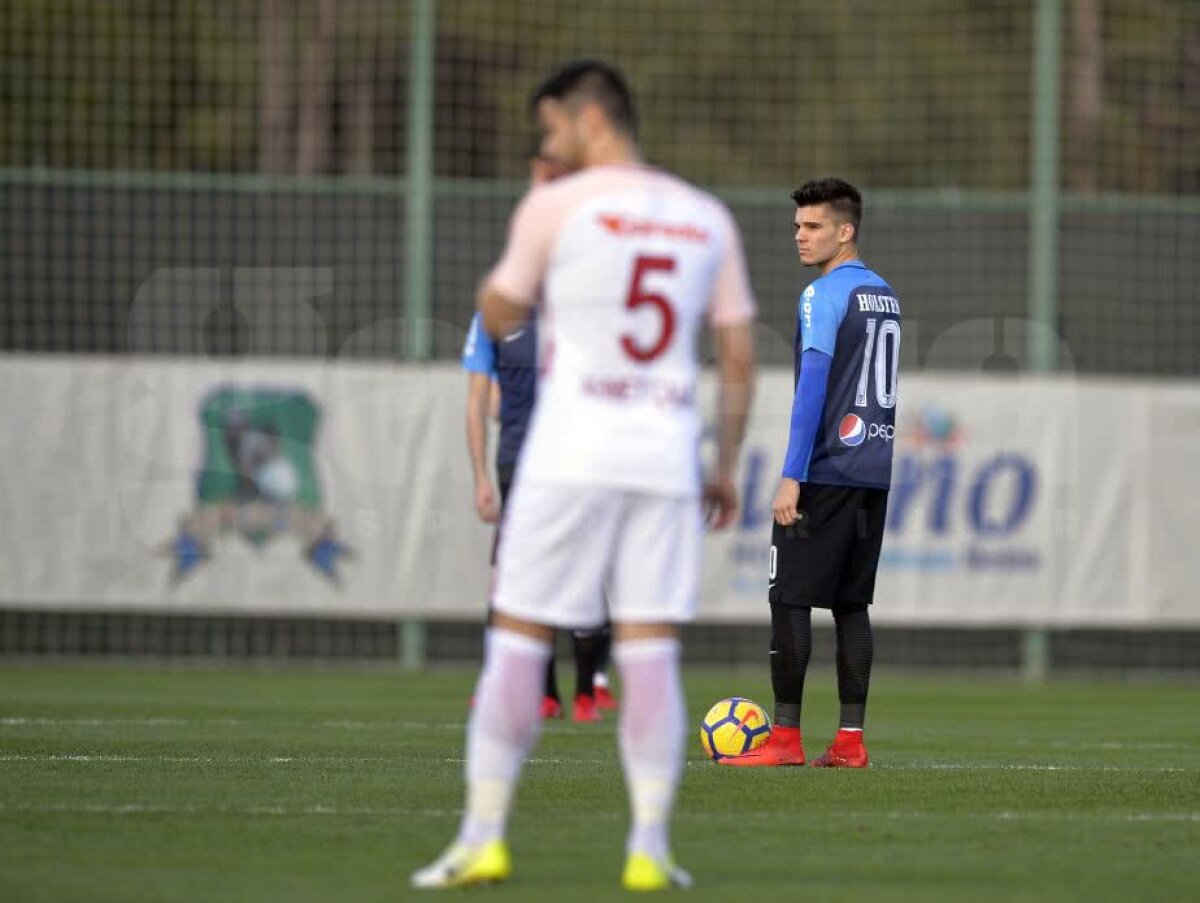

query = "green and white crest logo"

[{"left": 164, "top": 386, "right": 350, "bottom": 582}]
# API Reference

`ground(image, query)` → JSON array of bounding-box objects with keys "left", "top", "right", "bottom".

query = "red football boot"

[
  {"left": 540, "top": 696, "right": 563, "bottom": 720},
  {"left": 572, "top": 693, "right": 601, "bottom": 723},
  {"left": 718, "top": 725, "right": 805, "bottom": 767},
  {"left": 810, "top": 729, "right": 870, "bottom": 768},
  {"left": 593, "top": 685, "right": 618, "bottom": 711}
]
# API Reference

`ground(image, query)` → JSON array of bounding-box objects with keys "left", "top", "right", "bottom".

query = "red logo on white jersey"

[{"left": 596, "top": 214, "right": 710, "bottom": 244}]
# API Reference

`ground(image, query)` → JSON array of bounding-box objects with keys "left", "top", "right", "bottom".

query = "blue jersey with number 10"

[{"left": 798, "top": 260, "right": 901, "bottom": 489}]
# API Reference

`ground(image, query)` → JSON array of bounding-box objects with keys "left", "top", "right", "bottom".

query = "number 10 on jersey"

[{"left": 855, "top": 317, "right": 900, "bottom": 408}]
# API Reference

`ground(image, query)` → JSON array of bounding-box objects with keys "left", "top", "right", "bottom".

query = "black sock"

[
  {"left": 572, "top": 629, "right": 605, "bottom": 698},
  {"left": 769, "top": 602, "right": 811, "bottom": 728},
  {"left": 833, "top": 605, "right": 873, "bottom": 729},
  {"left": 543, "top": 645, "right": 560, "bottom": 701},
  {"left": 594, "top": 624, "right": 612, "bottom": 675}
]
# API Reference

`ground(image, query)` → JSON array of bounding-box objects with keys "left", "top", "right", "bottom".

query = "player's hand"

[
  {"left": 772, "top": 478, "right": 802, "bottom": 526},
  {"left": 703, "top": 476, "right": 739, "bottom": 531},
  {"left": 475, "top": 478, "right": 500, "bottom": 524},
  {"left": 530, "top": 154, "right": 564, "bottom": 186}
]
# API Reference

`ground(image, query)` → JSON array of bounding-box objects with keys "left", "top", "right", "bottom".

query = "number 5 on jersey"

[{"left": 622, "top": 254, "right": 676, "bottom": 363}]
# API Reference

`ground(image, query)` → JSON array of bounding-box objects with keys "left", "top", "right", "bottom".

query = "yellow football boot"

[
  {"left": 410, "top": 839, "right": 511, "bottom": 889},
  {"left": 621, "top": 851, "right": 693, "bottom": 891}
]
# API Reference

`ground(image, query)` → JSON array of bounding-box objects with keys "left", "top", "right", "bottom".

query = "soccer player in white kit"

[{"left": 412, "top": 59, "right": 757, "bottom": 892}]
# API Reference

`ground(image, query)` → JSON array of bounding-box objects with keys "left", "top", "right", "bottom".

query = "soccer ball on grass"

[{"left": 698, "top": 697, "right": 771, "bottom": 761}]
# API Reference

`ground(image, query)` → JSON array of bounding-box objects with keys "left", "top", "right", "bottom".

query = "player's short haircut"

[
  {"left": 792, "top": 178, "right": 863, "bottom": 240},
  {"left": 530, "top": 59, "right": 637, "bottom": 136}
]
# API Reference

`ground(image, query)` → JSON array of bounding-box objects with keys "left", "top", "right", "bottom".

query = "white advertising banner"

[
  {"left": 0, "top": 356, "right": 489, "bottom": 619},
  {"left": 1, "top": 355, "right": 1197, "bottom": 626}
]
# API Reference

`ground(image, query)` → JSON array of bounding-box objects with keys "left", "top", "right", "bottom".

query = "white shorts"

[{"left": 492, "top": 482, "right": 703, "bottom": 629}]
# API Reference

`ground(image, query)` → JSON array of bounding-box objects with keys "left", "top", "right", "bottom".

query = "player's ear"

[
  {"left": 578, "top": 101, "right": 607, "bottom": 139},
  {"left": 839, "top": 221, "right": 856, "bottom": 244}
]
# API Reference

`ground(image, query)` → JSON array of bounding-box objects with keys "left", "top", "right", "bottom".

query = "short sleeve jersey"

[
  {"left": 461, "top": 311, "right": 537, "bottom": 471},
  {"left": 797, "top": 260, "right": 901, "bottom": 489},
  {"left": 484, "top": 164, "right": 756, "bottom": 497}
]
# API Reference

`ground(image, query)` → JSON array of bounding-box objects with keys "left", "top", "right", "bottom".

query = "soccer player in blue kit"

[
  {"left": 724, "top": 178, "right": 900, "bottom": 769},
  {"left": 462, "top": 300, "right": 616, "bottom": 724}
]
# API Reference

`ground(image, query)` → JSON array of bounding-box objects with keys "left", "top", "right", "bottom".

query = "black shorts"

[
  {"left": 489, "top": 465, "right": 518, "bottom": 565},
  {"left": 497, "top": 465, "right": 516, "bottom": 507},
  {"left": 769, "top": 484, "right": 888, "bottom": 609}
]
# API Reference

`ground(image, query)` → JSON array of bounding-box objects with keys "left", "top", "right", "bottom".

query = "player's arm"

[
  {"left": 774, "top": 349, "right": 832, "bottom": 525},
  {"left": 479, "top": 185, "right": 556, "bottom": 339},
  {"left": 465, "top": 373, "right": 498, "bottom": 523},
  {"left": 712, "top": 321, "right": 756, "bottom": 529},
  {"left": 774, "top": 282, "right": 842, "bottom": 526},
  {"left": 462, "top": 314, "right": 499, "bottom": 524},
  {"left": 479, "top": 288, "right": 531, "bottom": 341},
  {"left": 706, "top": 206, "right": 758, "bottom": 530},
  {"left": 488, "top": 380, "right": 501, "bottom": 421}
]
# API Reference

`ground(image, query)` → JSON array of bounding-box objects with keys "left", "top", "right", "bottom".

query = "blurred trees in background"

[{"left": 0, "top": 0, "right": 1196, "bottom": 192}]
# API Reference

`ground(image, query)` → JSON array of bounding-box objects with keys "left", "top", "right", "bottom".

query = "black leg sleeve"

[
  {"left": 543, "top": 641, "right": 559, "bottom": 702},
  {"left": 769, "top": 602, "right": 812, "bottom": 728},
  {"left": 833, "top": 605, "right": 873, "bottom": 729}
]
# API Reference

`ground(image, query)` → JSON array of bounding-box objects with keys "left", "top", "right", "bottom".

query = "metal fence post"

[
  {"left": 1028, "top": 0, "right": 1062, "bottom": 372},
  {"left": 404, "top": 0, "right": 435, "bottom": 361},
  {"left": 1023, "top": 0, "right": 1062, "bottom": 682},
  {"left": 400, "top": 0, "right": 436, "bottom": 670}
]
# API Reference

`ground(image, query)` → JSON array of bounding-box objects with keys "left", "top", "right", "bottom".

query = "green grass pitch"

[{"left": 1, "top": 665, "right": 1197, "bottom": 901}]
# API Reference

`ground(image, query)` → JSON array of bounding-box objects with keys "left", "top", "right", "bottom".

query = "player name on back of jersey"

[
  {"left": 581, "top": 374, "right": 695, "bottom": 408},
  {"left": 855, "top": 291, "right": 901, "bottom": 314}
]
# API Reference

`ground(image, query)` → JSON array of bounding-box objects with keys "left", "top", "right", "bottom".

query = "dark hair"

[
  {"left": 791, "top": 178, "right": 863, "bottom": 240},
  {"left": 530, "top": 59, "right": 637, "bottom": 136}
]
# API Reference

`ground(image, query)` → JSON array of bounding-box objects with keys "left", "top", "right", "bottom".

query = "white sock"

[
  {"left": 456, "top": 628, "right": 551, "bottom": 849},
  {"left": 615, "top": 637, "right": 684, "bottom": 862}
]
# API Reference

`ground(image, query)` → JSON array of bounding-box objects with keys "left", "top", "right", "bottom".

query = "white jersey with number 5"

[{"left": 486, "top": 164, "right": 756, "bottom": 497}]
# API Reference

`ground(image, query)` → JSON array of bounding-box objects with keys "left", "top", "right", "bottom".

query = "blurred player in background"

[
  {"left": 462, "top": 155, "right": 617, "bottom": 722},
  {"left": 723, "top": 178, "right": 900, "bottom": 770},
  {"left": 413, "top": 59, "right": 757, "bottom": 891}
]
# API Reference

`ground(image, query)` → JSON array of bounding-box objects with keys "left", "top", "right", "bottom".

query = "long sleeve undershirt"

[{"left": 781, "top": 348, "right": 832, "bottom": 481}]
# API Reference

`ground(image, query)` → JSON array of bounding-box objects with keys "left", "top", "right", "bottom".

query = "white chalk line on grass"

[
  {"left": 888, "top": 763, "right": 1190, "bottom": 773},
  {"left": 3, "top": 719, "right": 1194, "bottom": 751},
  {"left": 1, "top": 717, "right": 559, "bottom": 734},
  {"left": 0, "top": 754, "right": 393, "bottom": 764},
  {"left": 0, "top": 753, "right": 1190, "bottom": 774},
  {"left": 1, "top": 755, "right": 209, "bottom": 763},
  {"left": 0, "top": 717, "right": 470, "bottom": 732},
  {"left": 0, "top": 754, "right": 609, "bottom": 766},
  {"left": 0, "top": 802, "right": 1196, "bottom": 824},
  {"left": 0, "top": 717, "right": 613, "bottom": 738},
  {"left": 442, "top": 757, "right": 611, "bottom": 766},
  {"left": 0, "top": 802, "right": 461, "bottom": 818},
  {"left": 1, "top": 718, "right": 189, "bottom": 726},
  {"left": 1, "top": 717, "right": 468, "bottom": 730},
  {"left": 1016, "top": 740, "right": 1189, "bottom": 751}
]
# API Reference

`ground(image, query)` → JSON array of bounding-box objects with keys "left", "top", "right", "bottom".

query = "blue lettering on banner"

[
  {"left": 884, "top": 450, "right": 1042, "bottom": 571},
  {"left": 969, "top": 454, "right": 1036, "bottom": 535},
  {"left": 739, "top": 449, "right": 769, "bottom": 530},
  {"left": 889, "top": 452, "right": 1038, "bottom": 539}
]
